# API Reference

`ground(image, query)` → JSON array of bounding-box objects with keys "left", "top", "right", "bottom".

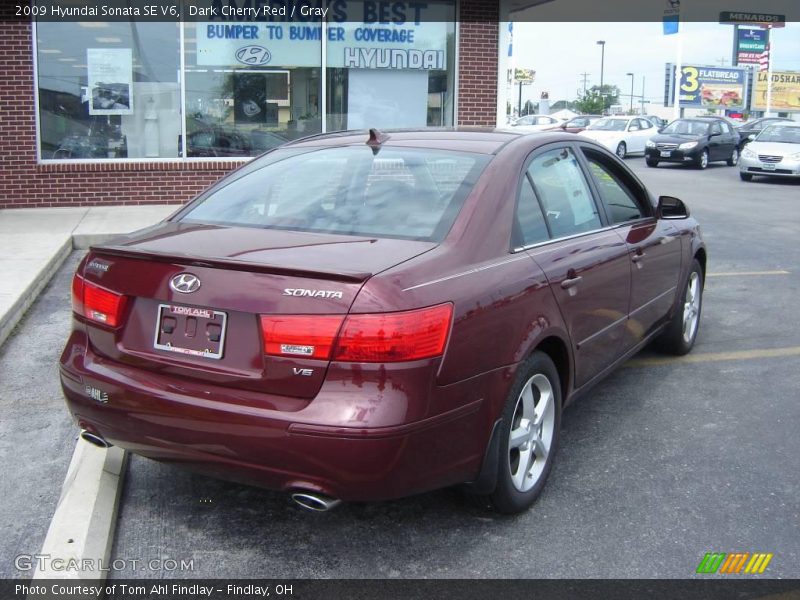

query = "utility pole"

[
  {"left": 579, "top": 72, "right": 591, "bottom": 96},
  {"left": 640, "top": 75, "right": 646, "bottom": 116}
]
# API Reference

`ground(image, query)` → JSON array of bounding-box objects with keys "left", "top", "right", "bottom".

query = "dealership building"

[{"left": 0, "top": 1, "right": 529, "bottom": 209}]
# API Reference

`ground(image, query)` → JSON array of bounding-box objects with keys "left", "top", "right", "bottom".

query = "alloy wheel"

[
  {"left": 508, "top": 373, "right": 556, "bottom": 492},
  {"left": 682, "top": 271, "right": 701, "bottom": 344}
]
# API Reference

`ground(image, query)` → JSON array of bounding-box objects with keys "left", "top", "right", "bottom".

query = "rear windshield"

[{"left": 180, "top": 146, "right": 490, "bottom": 242}]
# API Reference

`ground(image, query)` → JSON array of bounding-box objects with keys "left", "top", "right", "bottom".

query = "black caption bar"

[
  {"left": 2, "top": 0, "right": 798, "bottom": 23},
  {"left": 3, "top": 579, "right": 800, "bottom": 600}
]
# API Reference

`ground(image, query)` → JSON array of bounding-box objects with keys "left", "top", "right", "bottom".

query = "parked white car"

[
  {"left": 739, "top": 122, "right": 800, "bottom": 181},
  {"left": 511, "top": 114, "right": 563, "bottom": 133},
  {"left": 578, "top": 116, "right": 656, "bottom": 158}
]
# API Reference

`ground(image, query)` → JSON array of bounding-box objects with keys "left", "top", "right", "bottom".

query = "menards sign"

[{"left": 719, "top": 11, "right": 786, "bottom": 27}]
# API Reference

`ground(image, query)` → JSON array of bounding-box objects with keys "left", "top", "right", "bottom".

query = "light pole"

[
  {"left": 596, "top": 40, "right": 606, "bottom": 89},
  {"left": 627, "top": 72, "right": 634, "bottom": 113}
]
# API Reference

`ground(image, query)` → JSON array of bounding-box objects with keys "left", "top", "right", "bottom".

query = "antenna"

[{"left": 366, "top": 128, "right": 390, "bottom": 155}]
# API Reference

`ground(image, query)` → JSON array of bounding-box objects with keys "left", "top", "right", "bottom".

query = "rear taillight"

[
  {"left": 259, "top": 304, "right": 453, "bottom": 363},
  {"left": 260, "top": 315, "right": 344, "bottom": 360},
  {"left": 71, "top": 274, "right": 128, "bottom": 328}
]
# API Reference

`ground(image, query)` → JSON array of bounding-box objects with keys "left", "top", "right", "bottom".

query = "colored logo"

[
  {"left": 696, "top": 552, "right": 773, "bottom": 574},
  {"left": 235, "top": 45, "right": 272, "bottom": 66}
]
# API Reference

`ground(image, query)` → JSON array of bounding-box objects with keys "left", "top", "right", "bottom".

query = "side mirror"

[
  {"left": 657, "top": 127, "right": 664, "bottom": 134},
  {"left": 747, "top": 133, "right": 756, "bottom": 141},
  {"left": 560, "top": 123, "right": 568, "bottom": 130},
  {"left": 657, "top": 196, "right": 690, "bottom": 220}
]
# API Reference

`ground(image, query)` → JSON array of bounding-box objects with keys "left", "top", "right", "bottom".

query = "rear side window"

[
  {"left": 181, "top": 146, "right": 489, "bottom": 242},
  {"left": 528, "top": 147, "right": 601, "bottom": 238},
  {"left": 515, "top": 176, "right": 550, "bottom": 247}
]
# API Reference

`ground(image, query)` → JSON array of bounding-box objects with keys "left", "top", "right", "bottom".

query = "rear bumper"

[{"left": 59, "top": 331, "right": 505, "bottom": 502}]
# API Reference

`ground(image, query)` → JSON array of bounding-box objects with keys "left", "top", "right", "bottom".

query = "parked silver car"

[{"left": 739, "top": 122, "right": 800, "bottom": 181}]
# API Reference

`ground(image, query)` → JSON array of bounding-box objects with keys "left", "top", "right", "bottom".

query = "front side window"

[
  {"left": 583, "top": 151, "right": 646, "bottom": 224},
  {"left": 181, "top": 146, "right": 489, "bottom": 241},
  {"left": 527, "top": 147, "right": 601, "bottom": 238}
]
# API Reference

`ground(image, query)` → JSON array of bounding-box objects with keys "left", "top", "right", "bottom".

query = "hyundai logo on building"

[
  {"left": 235, "top": 45, "right": 271, "bottom": 66},
  {"left": 170, "top": 273, "right": 201, "bottom": 294}
]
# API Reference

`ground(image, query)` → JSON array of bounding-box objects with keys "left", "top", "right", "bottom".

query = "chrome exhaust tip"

[
  {"left": 80, "top": 430, "right": 111, "bottom": 449},
  {"left": 291, "top": 492, "right": 342, "bottom": 512}
]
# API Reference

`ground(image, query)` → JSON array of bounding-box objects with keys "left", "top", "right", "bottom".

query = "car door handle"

[
  {"left": 631, "top": 252, "right": 646, "bottom": 263},
  {"left": 561, "top": 276, "right": 583, "bottom": 290}
]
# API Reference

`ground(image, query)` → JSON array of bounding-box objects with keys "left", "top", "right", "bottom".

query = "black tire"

[
  {"left": 616, "top": 142, "right": 627, "bottom": 159},
  {"left": 727, "top": 147, "right": 739, "bottom": 167},
  {"left": 484, "top": 352, "right": 562, "bottom": 514},
  {"left": 695, "top": 149, "right": 709, "bottom": 170},
  {"left": 656, "top": 259, "right": 704, "bottom": 356},
  {"left": 646, "top": 157, "right": 659, "bottom": 167},
  {"left": 740, "top": 172, "right": 753, "bottom": 182}
]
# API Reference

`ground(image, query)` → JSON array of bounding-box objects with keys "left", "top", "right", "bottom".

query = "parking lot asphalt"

[
  {"left": 0, "top": 253, "right": 82, "bottom": 578},
  {"left": 3, "top": 158, "right": 798, "bottom": 580}
]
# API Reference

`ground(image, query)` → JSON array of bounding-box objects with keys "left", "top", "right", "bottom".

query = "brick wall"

[
  {"left": 0, "top": 3, "right": 499, "bottom": 209},
  {"left": 458, "top": 0, "right": 500, "bottom": 126}
]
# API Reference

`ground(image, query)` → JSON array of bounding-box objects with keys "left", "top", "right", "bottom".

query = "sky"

[{"left": 510, "top": 21, "right": 800, "bottom": 112}]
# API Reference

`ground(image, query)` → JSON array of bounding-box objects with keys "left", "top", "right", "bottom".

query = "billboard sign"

[
  {"left": 514, "top": 68, "right": 535, "bottom": 84},
  {"left": 752, "top": 71, "right": 800, "bottom": 111},
  {"left": 736, "top": 27, "right": 768, "bottom": 65},
  {"left": 677, "top": 65, "right": 748, "bottom": 109}
]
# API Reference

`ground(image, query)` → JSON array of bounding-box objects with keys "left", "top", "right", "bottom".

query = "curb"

[
  {"left": 33, "top": 439, "right": 128, "bottom": 581},
  {"left": 0, "top": 236, "right": 72, "bottom": 349}
]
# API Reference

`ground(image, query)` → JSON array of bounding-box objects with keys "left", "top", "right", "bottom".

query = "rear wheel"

[
  {"left": 656, "top": 259, "right": 703, "bottom": 355},
  {"left": 695, "top": 149, "right": 709, "bottom": 170},
  {"left": 484, "top": 352, "right": 561, "bottom": 514},
  {"left": 727, "top": 148, "right": 739, "bottom": 166},
  {"left": 616, "top": 142, "right": 627, "bottom": 159},
  {"left": 740, "top": 172, "right": 753, "bottom": 181},
  {"left": 646, "top": 157, "right": 659, "bottom": 167}
]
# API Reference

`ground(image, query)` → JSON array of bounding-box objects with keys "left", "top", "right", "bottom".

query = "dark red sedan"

[{"left": 60, "top": 129, "right": 706, "bottom": 514}]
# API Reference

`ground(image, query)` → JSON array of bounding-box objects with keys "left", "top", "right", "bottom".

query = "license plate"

[
  {"left": 660, "top": 151, "right": 672, "bottom": 157},
  {"left": 153, "top": 304, "right": 227, "bottom": 360},
  {"left": 761, "top": 163, "right": 776, "bottom": 170}
]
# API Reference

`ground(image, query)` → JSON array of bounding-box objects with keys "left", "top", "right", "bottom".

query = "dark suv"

[{"left": 645, "top": 117, "right": 740, "bottom": 169}]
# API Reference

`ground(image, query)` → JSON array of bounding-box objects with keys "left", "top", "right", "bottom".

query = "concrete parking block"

[{"left": 33, "top": 440, "right": 128, "bottom": 581}]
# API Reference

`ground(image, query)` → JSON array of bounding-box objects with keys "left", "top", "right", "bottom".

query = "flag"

[{"left": 759, "top": 43, "right": 770, "bottom": 72}]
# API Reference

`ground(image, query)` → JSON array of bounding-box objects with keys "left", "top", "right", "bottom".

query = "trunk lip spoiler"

[{"left": 91, "top": 245, "right": 373, "bottom": 283}]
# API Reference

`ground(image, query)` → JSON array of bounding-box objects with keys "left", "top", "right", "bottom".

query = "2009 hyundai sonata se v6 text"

[{"left": 60, "top": 128, "right": 706, "bottom": 514}]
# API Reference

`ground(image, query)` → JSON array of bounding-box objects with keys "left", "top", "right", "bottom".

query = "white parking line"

[{"left": 707, "top": 270, "right": 790, "bottom": 278}]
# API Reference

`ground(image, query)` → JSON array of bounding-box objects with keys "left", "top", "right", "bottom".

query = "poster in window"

[
  {"left": 87, "top": 48, "right": 134, "bottom": 116},
  {"left": 234, "top": 73, "right": 270, "bottom": 124}
]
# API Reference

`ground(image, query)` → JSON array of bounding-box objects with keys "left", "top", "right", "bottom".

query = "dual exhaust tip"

[
  {"left": 80, "top": 430, "right": 341, "bottom": 511},
  {"left": 290, "top": 492, "right": 341, "bottom": 512},
  {"left": 80, "top": 429, "right": 111, "bottom": 448}
]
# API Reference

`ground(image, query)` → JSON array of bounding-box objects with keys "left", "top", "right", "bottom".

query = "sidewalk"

[{"left": 0, "top": 205, "right": 180, "bottom": 348}]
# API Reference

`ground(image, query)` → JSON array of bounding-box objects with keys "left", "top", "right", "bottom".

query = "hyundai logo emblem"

[
  {"left": 235, "top": 45, "right": 272, "bottom": 66},
  {"left": 170, "top": 273, "right": 201, "bottom": 294}
]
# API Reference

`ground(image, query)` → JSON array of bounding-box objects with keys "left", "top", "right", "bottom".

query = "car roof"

[{"left": 284, "top": 128, "right": 526, "bottom": 155}]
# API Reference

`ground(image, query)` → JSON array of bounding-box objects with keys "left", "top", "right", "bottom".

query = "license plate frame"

[
  {"left": 660, "top": 150, "right": 672, "bottom": 158},
  {"left": 153, "top": 303, "right": 227, "bottom": 360},
  {"left": 761, "top": 163, "right": 776, "bottom": 171}
]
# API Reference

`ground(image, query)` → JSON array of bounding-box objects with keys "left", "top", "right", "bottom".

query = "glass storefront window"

[
  {"left": 183, "top": 21, "right": 322, "bottom": 157},
  {"left": 36, "top": 21, "right": 180, "bottom": 159},
  {"left": 34, "top": 1, "right": 456, "bottom": 162},
  {"left": 325, "top": 2, "right": 457, "bottom": 131}
]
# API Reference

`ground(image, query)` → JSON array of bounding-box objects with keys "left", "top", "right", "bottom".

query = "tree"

[{"left": 574, "top": 84, "right": 621, "bottom": 114}]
